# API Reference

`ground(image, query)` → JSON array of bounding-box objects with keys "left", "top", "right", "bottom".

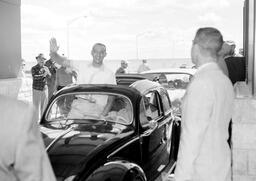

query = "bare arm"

[{"left": 49, "top": 38, "right": 72, "bottom": 68}]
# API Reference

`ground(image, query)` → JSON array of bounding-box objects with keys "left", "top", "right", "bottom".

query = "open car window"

[
  {"left": 46, "top": 92, "right": 133, "bottom": 125},
  {"left": 142, "top": 92, "right": 161, "bottom": 120}
]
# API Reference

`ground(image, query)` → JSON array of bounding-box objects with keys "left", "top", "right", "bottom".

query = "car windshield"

[{"left": 46, "top": 92, "right": 133, "bottom": 125}]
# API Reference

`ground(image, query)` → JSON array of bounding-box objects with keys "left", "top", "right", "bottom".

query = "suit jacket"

[
  {"left": 0, "top": 95, "right": 56, "bottom": 181},
  {"left": 225, "top": 56, "right": 246, "bottom": 85},
  {"left": 175, "top": 62, "right": 234, "bottom": 181}
]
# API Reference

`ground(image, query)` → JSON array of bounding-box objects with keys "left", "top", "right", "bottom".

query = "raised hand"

[{"left": 50, "top": 37, "right": 59, "bottom": 53}]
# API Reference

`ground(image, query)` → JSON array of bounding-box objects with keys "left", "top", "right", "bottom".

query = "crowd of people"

[
  {"left": 1, "top": 26, "right": 247, "bottom": 181},
  {"left": 174, "top": 27, "right": 234, "bottom": 181}
]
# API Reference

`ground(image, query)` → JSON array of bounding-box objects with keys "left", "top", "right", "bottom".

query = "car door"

[
  {"left": 159, "top": 88, "right": 180, "bottom": 161},
  {"left": 139, "top": 90, "right": 171, "bottom": 180}
]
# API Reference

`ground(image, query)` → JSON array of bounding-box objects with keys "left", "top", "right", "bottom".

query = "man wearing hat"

[
  {"left": 31, "top": 53, "right": 51, "bottom": 122},
  {"left": 115, "top": 60, "right": 128, "bottom": 74}
]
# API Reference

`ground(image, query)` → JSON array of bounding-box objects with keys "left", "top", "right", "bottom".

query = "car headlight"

[{"left": 64, "top": 175, "right": 76, "bottom": 181}]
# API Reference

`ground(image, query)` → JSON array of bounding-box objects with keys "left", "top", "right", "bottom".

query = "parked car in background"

[
  {"left": 141, "top": 68, "right": 197, "bottom": 115},
  {"left": 40, "top": 80, "right": 180, "bottom": 181},
  {"left": 116, "top": 73, "right": 156, "bottom": 86}
]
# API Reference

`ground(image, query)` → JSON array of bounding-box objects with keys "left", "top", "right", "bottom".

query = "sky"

[{"left": 21, "top": 0, "right": 244, "bottom": 62}]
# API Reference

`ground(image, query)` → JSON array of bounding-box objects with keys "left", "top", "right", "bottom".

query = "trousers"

[{"left": 32, "top": 88, "right": 48, "bottom": 122}]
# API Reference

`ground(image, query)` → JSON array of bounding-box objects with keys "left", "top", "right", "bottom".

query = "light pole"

[{"left": 66, "top": 16, "right": 87, "bottom": 58}]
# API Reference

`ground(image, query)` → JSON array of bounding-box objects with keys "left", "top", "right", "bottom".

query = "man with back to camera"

[
  {"left": 0, "top": 62, "right": 55, "bottom": 180},
  {"left": 49, "top": 38, "right": 116, "bottom": 117},
  {"left": 174, "top": 27, "right": 234, "bottom": 181},
  {"left": 0, "top": 96, "right": 56, "bottom": 181}
]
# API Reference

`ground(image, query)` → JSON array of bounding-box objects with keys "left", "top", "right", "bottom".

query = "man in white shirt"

[
  {"left": 50, "top": 39, "right": 116, "bottom": 117},
  {"left": 174, "top": 27, "right": 234, "bottom": 181},
  {"left": 76, "top": 43, "right": 116, "bottom": 85},
  {"left": 50, "top": 39, "right": 116, "bottom": 85}
]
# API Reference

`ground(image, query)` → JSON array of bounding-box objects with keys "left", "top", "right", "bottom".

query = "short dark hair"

[
  {"left": 194, "top": 27, "right": 223, "bottom": 56},
  {"left": 92, "top": 43, "right": 106, "bottom": 52}
]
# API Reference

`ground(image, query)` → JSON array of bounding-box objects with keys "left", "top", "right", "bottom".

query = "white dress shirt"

[{"left": 175, "top": 62, "right": 234, "bottom": 181}]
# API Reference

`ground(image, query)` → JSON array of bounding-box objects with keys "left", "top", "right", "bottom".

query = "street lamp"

[{"left": 66, "top": 15, "right": 87, "bottom": 57}]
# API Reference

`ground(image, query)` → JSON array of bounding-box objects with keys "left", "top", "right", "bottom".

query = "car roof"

[
  {"left": 54, "top": 84, "right": 139, "bottom": 99},
  {"left": 141, "top": 68, "right": 197, "bottom": 75},
  {"left": 51, "top": 81, "right": 162, "bottom": 103}
]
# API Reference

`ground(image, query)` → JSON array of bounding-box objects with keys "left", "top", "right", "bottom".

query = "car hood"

[{"left": 40, "top": 122, "right": 134, "bottom": 178}]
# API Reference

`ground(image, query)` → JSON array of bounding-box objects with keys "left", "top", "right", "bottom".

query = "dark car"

[{"left": 40, "top": 80, "right": 180, "bottom": 181}]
